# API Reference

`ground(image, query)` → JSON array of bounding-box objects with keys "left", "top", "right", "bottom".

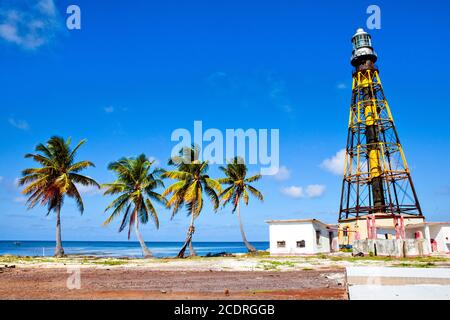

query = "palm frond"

[
  {"left": 247, "top": 185, "right": 264, "bottom": 201},
  {"left": 67, "top": 182, "right": 84, "bottom": 213},
  {"left": 68, "top": 160, "right": 95, "bottom": 173},
  {"left": 204, "top": 178, "right": 222, "bottom": 193},
  {"left": 145, "top": 199, "right": 160, "bottom": 229},
  {"left": 162, "top": 180, "right": 186, "bottom": 197},
  {"left": 67, "top": 139, "right": 86, "bottom": 164},
  {"left": 68, "top": 173, "right": 100, "bottom": 188},
  {"left": 162, "top": 170, "right": 192, "bottom": 180},
  {"left": 103, "top": 194, "right": 131, "bottom": 225},
  {"left": 246, "top": 174, "right": 262, "bottom": 183}
]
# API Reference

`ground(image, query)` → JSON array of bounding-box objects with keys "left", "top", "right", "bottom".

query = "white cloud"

[
  {"left": 282, "top": 104, "right": 293, "bottom": 113},
  {"left": 281, "top": 184, "right": 326, "bottom": 199},
  {"left": 0, "top": 0, "right": 62, "bottom": 50},
  {"left": 104, "top": 106, "right": 114, "bottom": 113},
  {"left": 281, "top": 186, "right": 304, "bottom": 199},
  {"left": 267, "top": 75, "right": 296, "bottom": 114},
  {"left": 206, "top": 71, "right": 227, "bottom": 84},
  {"left": 75, "top": 184, "right": 102, "bottom": 195},
  {"left": 36, "top": 0, "right": 56, "bottom": 16},
  {"left": 305, "top": 184, "right": 326, "bottom": 198},
  {"left": 320, "top": 149, "right": 346, "bottom": 175},
  {"left": 337, "top": 82, "right": 347, "bottom": 89},
  {"left": 272, "top": 166, "right": 291, "bottom": 181},
  {"left": 8, "top": 117, "right": 29, "bottom": 130}
]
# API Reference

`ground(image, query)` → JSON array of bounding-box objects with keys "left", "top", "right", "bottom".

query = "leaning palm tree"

[
  {"left": 19, "top": 136, "right": 99, "bottom": 257},
  {"left": 102, "top": 154, "right": 166, "bottom": 258},
  {"left": 162, "top": 146, "right": 221, "bottom": 258},
  {"left": 218, "top": 157, "right": 264, "bottom": 253}
]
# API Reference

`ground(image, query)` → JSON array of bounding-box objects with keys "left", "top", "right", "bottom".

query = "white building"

[
  {"left": 266, "top": 219, "right": 338, "bottom": 256},
  {"left": 405, "top": 222, "right": 450, "bottom": 254}
]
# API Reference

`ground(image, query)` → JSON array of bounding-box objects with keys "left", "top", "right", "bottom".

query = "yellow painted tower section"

[{"left": 338, "top": 29, "right": 423, "bottom": 246}]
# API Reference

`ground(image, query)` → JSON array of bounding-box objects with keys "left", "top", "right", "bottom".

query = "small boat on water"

[{"left": 13, "top": 242, "right": 21, "bottom": 246}]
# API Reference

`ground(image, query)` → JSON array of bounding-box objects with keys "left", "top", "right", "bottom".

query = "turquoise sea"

[{"left": 0, "top": 241, "right": 269, "bottom": 258}]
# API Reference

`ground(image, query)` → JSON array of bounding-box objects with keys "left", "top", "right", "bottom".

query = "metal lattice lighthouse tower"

[{"left": 338, "top": 29, "right": 424, "bottom": 243}]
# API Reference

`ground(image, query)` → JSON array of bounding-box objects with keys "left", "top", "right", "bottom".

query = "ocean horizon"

[{"left": 0, "top": 240, "right": 270, "bottom": 258}]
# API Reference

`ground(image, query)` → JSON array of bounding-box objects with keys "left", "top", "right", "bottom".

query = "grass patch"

[
  {"left": 251, "top": 289, "right": 287, "bottom": 293},
  {"left": 91, "top": 259, "right": 129, "bottom": 266},
  {"left": 394, "top": 262, "right": 436, "bottom": 268},
  {"left": 0, "top": 255, "right": 60, "bottom": 264},
  {"left": 256, "top": 260, "right": 296, "bottom": 270},
  {"left": 240, "top": 251, "right": 270, "bottom": 258}
]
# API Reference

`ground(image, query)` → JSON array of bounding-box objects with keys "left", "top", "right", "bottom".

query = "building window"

[
  {"left": 297, "top": 240, "right": 305, "bottom": 248},
  {"left": 277, "top": 241, "right": 286, "bottom": 248},
  {"left": 343, "top": 227, "right": 348, "bottom": 237},
  {"left": 316, "top": 230, "right": 321, "bottom": 245}
]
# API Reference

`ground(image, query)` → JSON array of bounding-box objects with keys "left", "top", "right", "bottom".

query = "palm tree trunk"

[
  {"left": 135, "top": 214, "right": 152, "bottom": 258},
  {"left": 189, "top": 235, "right": 197, "bottom": 257},
  {"left": 237, "top": 201, "right": 256, "bottom": 253},
  {"left": 54, "top": 207, "right": 65, "bottom": 257},
  {"left": 177, "top": 211, "right": 196, "bottom": 258}
]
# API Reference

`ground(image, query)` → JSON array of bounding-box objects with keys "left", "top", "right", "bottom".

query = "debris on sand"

[{"left": 206, "top": 252, "right": 235, "bottom": 257}]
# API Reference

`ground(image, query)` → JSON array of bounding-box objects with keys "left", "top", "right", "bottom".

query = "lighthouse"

[{"left": 338, "top": 28, "right": 424, "bottom": 245}]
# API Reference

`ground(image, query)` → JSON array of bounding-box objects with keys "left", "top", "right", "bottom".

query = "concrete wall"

[
  {"left": 339, "top": 216, "right": 425, "bottom": 246},
  {"left": 405, "top": 224, "right": 450, "bottom": 254},
  {"left": 430, "top": 226, "right": 450, "bottom": 253},
  {"left": 268, "top": 222, "right": 332, "bottom": 255},
  {"left": 353, "top": 239, "right": 430, "bottom": 257}
]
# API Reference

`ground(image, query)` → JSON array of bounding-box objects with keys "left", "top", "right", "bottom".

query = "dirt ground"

[{"left": 0, "top": 267, "right": 347, "bottom": 300}]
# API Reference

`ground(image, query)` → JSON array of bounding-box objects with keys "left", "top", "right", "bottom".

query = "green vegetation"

[
  {"left": 256, "top": 260, "right": 296, "bottom": 270},
  {"left": 102, "top": 154, "right": 167, "bottom": 258},
  {"left": 1, "top": 253, "right": 448, "bottom": 269},
  {"left": 251, "top": 289, "right": 288, "bottom": 293},
  {"left": 92, "top": 259, "right": 129, "bottom": 266},
  {"left": 394, "top": 262, "right": 436, "bottom": 268},
  {"left": 241, "top": 251, "right": 270, "bottom": 258},
  {"left": 18, "top": 136, "right": 99, "bottom": 257},
  {"left": 218, "top": 156, "right": 264, "bottom": 253},
  {"left": 0, "top": 255, "right": 58, "bottom": 264}
]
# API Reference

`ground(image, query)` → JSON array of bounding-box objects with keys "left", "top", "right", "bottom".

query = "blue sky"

[{"left": 0, "top": 0, "right": 449, "bottom": 242}]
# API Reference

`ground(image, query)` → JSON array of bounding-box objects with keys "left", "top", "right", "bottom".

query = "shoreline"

[{"left": 1, "top": 253, "right": 449, "bottom": 271}]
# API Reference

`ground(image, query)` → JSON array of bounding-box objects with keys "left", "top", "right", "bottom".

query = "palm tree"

[
  {"left": 102, "top": 154, "right": 166, "bottom": 258},
  {"left": 19, "top": 136, "right": 99, "bottom": 257},
  {"left": 218, "top": 157, "right": 264, "bottom": 253},
  {"left": 162, "top": 146, "right": 221, "bottom": 258}
]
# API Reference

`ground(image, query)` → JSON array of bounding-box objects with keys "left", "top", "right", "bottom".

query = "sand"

[
  {"left": 1, "top": 253, "right": 448, "bottom": 300},
  {"left": 0, "top": 267, "right": 346, "bottom": 300}
]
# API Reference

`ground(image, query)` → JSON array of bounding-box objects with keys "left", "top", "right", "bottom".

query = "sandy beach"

[
  {"left": 1, "top": 254, "right": 449, "bottom": 300},
  {"left": 0, "top": 267, "right": 346, "bottom": 300}
]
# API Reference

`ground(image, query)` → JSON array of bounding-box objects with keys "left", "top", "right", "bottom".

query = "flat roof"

[
  {"left": 339, "top": 214, "right": 425, "bottom": 222},
  {"left": 406, "top": 222, "right": 450, "bottom": 228},
  {"left": 265, "top": 218, "right": 337, "bottom": 228}
]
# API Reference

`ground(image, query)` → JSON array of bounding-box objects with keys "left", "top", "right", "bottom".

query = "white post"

[{"left": 424, "top": 224, "right": 432, "bottom": 253}]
